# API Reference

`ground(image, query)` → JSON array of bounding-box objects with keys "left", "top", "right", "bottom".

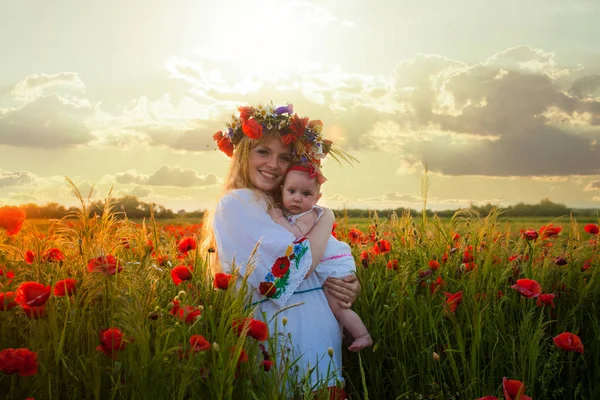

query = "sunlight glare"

[{"left": 196, "top": 0, "right": 325, "bottom": 76}]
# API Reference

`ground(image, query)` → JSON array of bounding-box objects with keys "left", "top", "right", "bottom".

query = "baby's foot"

[{"left": 348, "top": 334, "right": 373, "bottom": 352}]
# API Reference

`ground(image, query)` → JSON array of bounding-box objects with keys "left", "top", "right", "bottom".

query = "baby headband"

[{"left": 288, "top": 164, "right": 327, "bottom": 185}]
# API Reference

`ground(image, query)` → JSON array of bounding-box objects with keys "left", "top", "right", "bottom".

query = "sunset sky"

[{"left": 1, "top": 0, "right": 600, "bottom": 213}]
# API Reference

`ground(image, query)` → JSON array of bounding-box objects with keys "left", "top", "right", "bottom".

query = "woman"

[{"left": 203, "top": 103, "right": 360, "bottom": 398}]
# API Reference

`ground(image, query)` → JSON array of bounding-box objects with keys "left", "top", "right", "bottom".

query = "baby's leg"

[{"left": 325, "top": 288, "right": 373, "bottom": 352}]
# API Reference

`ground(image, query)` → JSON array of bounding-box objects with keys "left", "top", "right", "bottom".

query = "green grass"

[{"left": 1, "top": 200, "right": 599, "bottom": 399}]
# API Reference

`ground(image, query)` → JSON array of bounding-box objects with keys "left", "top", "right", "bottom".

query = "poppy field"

[{"left": 1, "top": 190, "right": 600, "bottom": 399}]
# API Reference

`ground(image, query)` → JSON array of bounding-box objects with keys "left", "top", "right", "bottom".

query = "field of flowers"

[{"left": 0, "top": 191, "right": 599, "bottom": 399}]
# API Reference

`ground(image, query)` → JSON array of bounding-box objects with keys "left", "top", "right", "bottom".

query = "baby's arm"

[{"left": 268, "top": 207, "right": 304, "bottom": 239}]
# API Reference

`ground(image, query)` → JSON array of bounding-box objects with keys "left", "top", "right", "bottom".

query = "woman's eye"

[
  {"left": 258, "top": 149, "right": 268, "bottom": 155},
  {"left": 280, "top": 156, "right": 291, "bottom": 163}
]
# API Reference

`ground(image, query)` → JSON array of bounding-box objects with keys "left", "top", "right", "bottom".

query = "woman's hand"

[{"left": 323, "top": 274, "right": 361, "bottom": 309}]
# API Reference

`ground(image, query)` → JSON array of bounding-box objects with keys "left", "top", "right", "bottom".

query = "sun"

[{"left": 196, "top": 0, "right": 325, "bottom": 76}]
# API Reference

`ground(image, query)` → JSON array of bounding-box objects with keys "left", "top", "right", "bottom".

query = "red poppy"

[
  {"left": 582, "top": 258, "right": 592, "bottom": 272},
  {"left": 53, "top": 279, "right": 77, "bottom": 297},
  {"left": 536, "top": 293, "right": 556, "bottom": 309},
  {"left": 452, "top": 232, "right": 460, "bottom": 241},
  {"left": 24, "top": 250, "right": 36, "bottom": 264},
  {"left": 502, "top": 377, "right": 532, "bottom": 400},
  {"left": 232, "top": 318, "right": 269, "bottom": 341},
  {"left": 0, "top": 292, "right": 17, "bottom": 311},
  {"left": 15, "top": 282, "right": 51, "bottom": 307},
  {"left": 43, "top": 248, "right": 65, "bottom": 263},
  {"left": 387, "top": 259, "right": 399, "bottom": 270},
  {"left": 428, "top": 260, "right": 440, "bottom": 271},
  {"left": 177, "top": 236, "right": 197, "bottom": 254},
  {"left": 539, "top": 224, "right": 561, "bottom": 239},
  {"left": 259, "top": 282, "right": 276, "bottom": 297},
  {"left": 170, "top": 300, "right": 202, "bottom": 324},
  {"left": 444, "top": 291, "right": 463, "bottom": 313},
  {"left": 584, "top": 224, "right": 599, "bottom": 235},
  {"left": 373, "top": 239, "right": 391, "bottom": 254},
  {"left": 87, "top": 255, "right": 122, "bottom": 275},
  {"left": 462, "top": 251, "right": 474, "bottom": 263},
  {"left": 271, "top": 257, "right": 291, "bottom": 278},
  {"left": 511, "top": 279, "right": 541, "bottom": 298},
  {"left": 190, "top": 334, "right": 210, "bottom": 352},
  {"left": 238, "top": 106, "right": 255, "bottom": 122},
  {"left": 0, "top": 267, "right": 14, "bottom": 281},
  {"left": 171, "top": 265, "right": 193, "bottom": 286},
  {"left": 520, "top": 230, "right": 538, "bottom": 241},
  {"left": 0, "top": 348, "right": 38, "bottom": 376},
  {"left": 213, "top": 272, "right": 233, "bottom": 290},
  {"left": 261, "top": 359, "right": 274, "bottom": 371},
  {"left": 0, "top": 206, "right": 26, "bottom": 236},
  {"left": 441, "top": 252, "right": 449, "bottom": 263},
  {"left": 241, "top": 119, "right": 263, "bottom": 139},
  {"left": 96, "top": 327, "right": 133, "bottom": 359},
  {"left": 553, "top": 332, "right": 584, "bottom": 353},
  {"left": 348, "top": 228, "right": 363, "bottom": 244}
]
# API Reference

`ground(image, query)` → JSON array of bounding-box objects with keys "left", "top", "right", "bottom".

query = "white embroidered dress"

[
  {"left": 213, "top": 189, "right": 343, "bottom": 388},
  {"left": 287, "top": 205, "right": 356, "bottom": 283}
]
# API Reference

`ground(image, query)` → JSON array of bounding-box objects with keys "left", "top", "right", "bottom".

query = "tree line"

[{"left": 11, "top": 197, "right": 600, "bottom": 220}]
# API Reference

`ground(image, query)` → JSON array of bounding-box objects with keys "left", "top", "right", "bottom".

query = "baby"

[{"left": 269, "top": 163, "right": 373, "bottom": 351}]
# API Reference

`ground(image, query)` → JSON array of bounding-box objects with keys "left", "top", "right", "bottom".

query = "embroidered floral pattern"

[{"left": 257, "top": 238, "right": 309, "bottom": 300}]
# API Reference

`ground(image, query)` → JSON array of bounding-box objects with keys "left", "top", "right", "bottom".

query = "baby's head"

[{"left": 281, "top": 164, "right": 324, "bottom": 215}]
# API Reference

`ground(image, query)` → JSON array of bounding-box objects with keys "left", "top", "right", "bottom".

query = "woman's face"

[{"left": 248, "top": 136, "right": 293, "bottom": 192}]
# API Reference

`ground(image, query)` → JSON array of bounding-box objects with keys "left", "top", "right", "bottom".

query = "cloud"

[
  {"left": 0, "top": 94, "right": 95, "bottom": 148},
  {"left": 0, "top": 169, "right": 38, "bottom": 188},
  {"left": 569, "top": 74, "right": 600, "bottom": 99},
  {"left": 10, "top": 72, "right": 85, "bottom": 102},
  {"left": 584, "top": 180, "right": 600, "bottom": 191},
  {"left": 116, "top": 186, "right": 154, "bottom": 198},
  {"left": 114, "top": 165, "right": 218, "bottom": 188},
  {"left": 360, "top": 191, "right": 422, "bottom": 203}
]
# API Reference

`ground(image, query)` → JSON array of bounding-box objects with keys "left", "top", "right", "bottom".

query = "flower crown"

[{"left": 212, "top": 103, "right": 335, "bottom": 166}]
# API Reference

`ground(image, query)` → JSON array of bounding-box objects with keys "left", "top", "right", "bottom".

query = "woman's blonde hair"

[{"left": 200, "top": 130, "right": 286, "bottom": 271}]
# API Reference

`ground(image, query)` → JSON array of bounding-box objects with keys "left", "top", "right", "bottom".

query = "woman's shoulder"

[{"left": 219, "top": 189, "right": 267, "bottom": 209}]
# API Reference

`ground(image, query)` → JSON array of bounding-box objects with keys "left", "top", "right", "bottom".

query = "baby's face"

[{"left": 282, "top": 170, "right": 322, "bottom": 214}]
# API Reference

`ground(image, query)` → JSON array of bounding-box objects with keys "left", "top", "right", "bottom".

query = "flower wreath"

[{"left": 212, "top": 102, "right": 353, "bottom": 166}]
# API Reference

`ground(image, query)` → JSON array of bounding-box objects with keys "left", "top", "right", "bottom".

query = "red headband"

[{"left": 288, "top": 164, "right": 327, "bottom": 184}]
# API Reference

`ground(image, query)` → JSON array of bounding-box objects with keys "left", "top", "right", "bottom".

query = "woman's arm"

[
  {"left": 323, "top": 275, "right": 361, "bottom": 309},
  {"left": 303, "top": 207, "right": 334, "bottom": 277}
]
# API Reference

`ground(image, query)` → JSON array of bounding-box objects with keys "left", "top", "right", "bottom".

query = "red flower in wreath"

[
  {"left": 242, "top": 119, "right": 263, "bottom": 139},
  {"left": 259, "top": 282, "right": 276, "bottom": 297},
  {"left": 238, "top": 106, "right": 255, "bottom": 122},
  {"left": 213, "top": 131, "right": 234, "bottom": 157},
  {"left": 271, "top": 257, "right": 290, "bottom": 278}
]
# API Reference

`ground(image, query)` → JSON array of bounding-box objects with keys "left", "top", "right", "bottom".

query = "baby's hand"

[{"left": 269, "top": 208, "right": 284, "bottom": 219}]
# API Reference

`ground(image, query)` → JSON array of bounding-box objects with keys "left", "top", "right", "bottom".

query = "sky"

[{"left": 1, "top": 0, "right": 600, "bottom": 213}]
